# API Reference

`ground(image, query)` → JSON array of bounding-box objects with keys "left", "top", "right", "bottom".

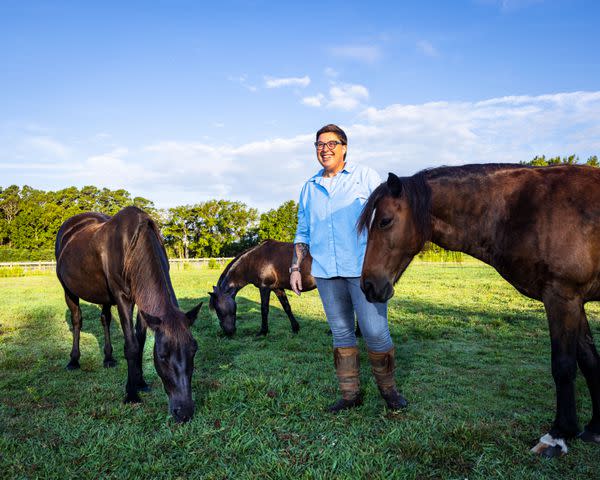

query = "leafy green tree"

[
  {"left": 0, "top": 184, "right": 157, "bottom": 253},
  {"left": 258, "top": 200, "right": 298, "bottom": 243},
  {"left": 162, "top": 200, "right": 258, "bottom": 258},
  {"left": 0, "top": 185, "right": 22, "bottom": 246},
  {"left": 522, "top": 154, "right": 598, "bottom": 167},
  {"left": 163, "top": 205, "right": 195, "bottom": 258}
]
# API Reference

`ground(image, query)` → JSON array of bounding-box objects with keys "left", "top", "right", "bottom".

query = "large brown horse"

[
  {"left": 55, "top": 206, "right": 202, "bottom": 422},
  {"left": 358, "top": 164, "right": 600, "bottom": 457},
  {"left": 209, "top": 240, "right": 316, "bottom": 336}
]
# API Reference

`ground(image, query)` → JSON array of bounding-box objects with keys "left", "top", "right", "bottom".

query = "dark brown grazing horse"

[
  {"left": 358, "top": 164, "right": 600, "bottom": 458},
  {"left": 55, "top": 206, "right": 202, "bottom": 422},
  {"left": 209, "top": 240, "right": 316, "bottom": 336}
]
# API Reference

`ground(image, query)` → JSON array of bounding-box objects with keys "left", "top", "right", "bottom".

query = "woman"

[{"left": 290, "top": 124, "right": 408, "bottom": 412}]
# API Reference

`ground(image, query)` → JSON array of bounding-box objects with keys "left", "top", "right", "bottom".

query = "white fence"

[{"left": 0, "top": 258, "right": 234, "bottom": 272}]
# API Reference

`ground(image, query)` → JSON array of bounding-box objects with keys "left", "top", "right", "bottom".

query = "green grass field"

[{"left": 1, "top": 262, "right": 599, "bottom": 479}]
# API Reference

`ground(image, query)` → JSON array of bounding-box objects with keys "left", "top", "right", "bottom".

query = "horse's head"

[
  {"left": 142, "top": 302, "right": 202, "bottom": 423},
  {"left": 358, "top": 173, "right": 431, "bottom": 303},
  {"left": 208, "top": 285, "right": 237, "bottom": 336}
]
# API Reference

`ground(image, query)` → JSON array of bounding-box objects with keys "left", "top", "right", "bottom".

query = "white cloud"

[
  {"left": 324, "top": 67, "right": 339, "bottom": 78},
  {"left": 328, "top": 84, "right": 369, "bottom": 110},
  {"left": 264, "top": 76, "right": 311, "bottom": 88},
  {"left": 27, "top": 136, "right": 70, "bottom": 159},
  {"left": 302, "top": 94, "right": 325, "bottom": 107},
  {"left": 475, "top": 0, "right": 545, "bottom": 12},
  {"left": 228, "top": 74, "right": 258, "bottom": 92},
  {"left": 330, "top": 45, "right": 382, "bottom": 63},
  {"left": 2, "top": 91, "right": 599, "bottom": 211},
  {"left": 416, "top": 40, "right": 438, "bottom": 57},
  {"left": 301, "top": 84, "right": 370, "bottom": 111},
  {"left": 355, "top": 90, "right": 600, "bottom": 175}
]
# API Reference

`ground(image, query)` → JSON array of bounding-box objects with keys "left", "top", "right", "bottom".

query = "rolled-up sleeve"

[{"left": 294, "top": 183, "right": 310, "bottom": 245}]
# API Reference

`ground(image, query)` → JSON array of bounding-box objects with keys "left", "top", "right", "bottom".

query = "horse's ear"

[
  {"left": 185, "top": 302, "right": 203, "bottom": 326},
  {"left": 387, "top": 172, "right": 403, "bottom": 197},
  {"left": 141, "top": 311, "right": 162, "bottom": 330}
]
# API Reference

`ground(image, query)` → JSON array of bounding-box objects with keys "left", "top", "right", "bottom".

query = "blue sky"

[{"left": 1, "top": 0, "right": 599, "bottom": 211}]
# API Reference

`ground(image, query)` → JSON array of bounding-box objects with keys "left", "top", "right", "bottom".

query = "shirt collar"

[{"left": 309, "top": 162, "right": 354, "bottom": 183}]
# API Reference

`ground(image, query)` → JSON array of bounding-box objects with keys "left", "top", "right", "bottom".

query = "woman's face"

[{"left": 316, "top": 132, "right": 347, "bottom": 174}]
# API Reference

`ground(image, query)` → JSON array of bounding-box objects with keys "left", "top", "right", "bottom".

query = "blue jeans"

[{"left": 315, "top": 277, "right": 393, "bottom": 353}]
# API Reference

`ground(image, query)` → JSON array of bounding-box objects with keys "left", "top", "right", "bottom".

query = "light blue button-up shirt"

[{"left": 294, "top": 163, "right": 382, "bottom": 278}]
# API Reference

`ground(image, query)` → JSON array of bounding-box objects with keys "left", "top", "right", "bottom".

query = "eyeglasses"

[{"left": 314, "top": 140, "right": 344, "bottom": 151}]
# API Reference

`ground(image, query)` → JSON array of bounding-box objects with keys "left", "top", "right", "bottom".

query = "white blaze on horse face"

[{"left": 369, "top": 207, "right": 377, "bottom": 231}]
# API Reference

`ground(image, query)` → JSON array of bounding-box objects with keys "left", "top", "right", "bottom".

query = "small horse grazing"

[
  {"left": 209, "top": 240, "right": 316, "bottom": 336},
  {"left": 55, "top": 206, "right": 202, "bottom": 422},
  {"left": 358, "top": 164, "right": 600, "bottom": 458}
]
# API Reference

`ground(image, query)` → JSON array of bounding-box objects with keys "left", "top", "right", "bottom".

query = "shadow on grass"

[{"left": 6, "top": 286, "right": 597, "bottom": 429}]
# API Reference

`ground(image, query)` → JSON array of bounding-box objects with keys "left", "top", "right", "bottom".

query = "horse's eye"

[
  {"left": 379, "top": 217, "right": 393, "bottom": 229},
  {"left": 158, "top": 353, "right": 168, "bottom": 363}
]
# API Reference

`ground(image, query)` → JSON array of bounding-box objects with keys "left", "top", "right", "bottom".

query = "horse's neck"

[
  {"left": 428, "top": 173, "right": 503, "bottom": 262},
  {"left": 219, "top": 262, "right": 248, "bottom": 292}
]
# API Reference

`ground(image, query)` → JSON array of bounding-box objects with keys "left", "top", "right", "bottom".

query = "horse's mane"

[
  {"left": 357, "top": 171, "right": 432, "bottom": 245},
  {"left": 424, "top": 162, "right": 526, "bottom": 180},
  {"left": 216, "top": 240, "right": 268, "bottom": 290},
  {"left": 358, "top": 163, "right": 530, "bottom": 241},
  {"left": 124, "top": 213, "right": 190, "bottom": 342}
]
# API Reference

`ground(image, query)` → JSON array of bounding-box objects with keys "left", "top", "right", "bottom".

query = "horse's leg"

[
  {"left": 274, "top": 289, "right": 300, "bottom": 334},
  {"left": 100, "top": 304, "right": 117, "bottom": 368},
  {"left": 355, "top": 316, "right": 362, "bottom": 337},
  {"left": 576, "top": 310, "right": 600, "bottom": 444},
  {"left": 134, "top": 311, "right": 150, "bottom": 392},
  {"left": 65, "top": 291, "right": 82, "bottom": 370},
  {"left": 531, "top": 292, "right": 581, "bottom": 457},
  {"left": 115, "top": 295, "right": 142, "bottom": 403},
  {"left": 257, "top": 287, "right": 271, "bottom": 336}
]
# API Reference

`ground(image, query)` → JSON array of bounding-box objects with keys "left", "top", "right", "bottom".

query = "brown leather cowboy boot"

[
  {"left": 368, "top": 348, "right": 408, "bottom": 410},
  {"left": 328, "top": 346, "right": 363, "bottom": 413}
]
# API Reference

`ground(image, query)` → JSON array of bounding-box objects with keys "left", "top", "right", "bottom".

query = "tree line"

[
  {"left": 0, "top": 184, "right": 298, "bottom": 261},
  {"left": 1, "top": 154, "right": 597, "bottom": 261}
]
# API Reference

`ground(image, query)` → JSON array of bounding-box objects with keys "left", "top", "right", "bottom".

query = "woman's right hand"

[{"left": 290, "top": 271, "right": 303, "bottom": 296}]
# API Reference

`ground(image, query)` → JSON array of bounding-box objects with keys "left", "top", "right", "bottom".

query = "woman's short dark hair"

[{"left": 316, "top": 124, "right": 347, "bottom": 145}]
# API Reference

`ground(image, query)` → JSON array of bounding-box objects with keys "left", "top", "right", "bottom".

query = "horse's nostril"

[{"left": 362, "top": 279, "right": 375, "bottom": 297}]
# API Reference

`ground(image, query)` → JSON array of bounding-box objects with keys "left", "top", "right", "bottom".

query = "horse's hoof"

[
  {"left": 103, "top": 359, "right": 117, "bottom": 368},
  {"left": 578, "top": 430, "right": 600, "bottom": 444},
  {"left": 256, "top": 330, "right": 268, "bottom": 337},
  {"left": 540, "top": 445, "right": 564, "bottom": 458},
  {"left": 136, "top": 382, "right": 151, "bottom": 392},
  {"left": 66, "top": 361, "right": 80, "bottom": 370},
  {"left": 531, "top": 434, "right": 567, "bottom": 458},
  {"left": 124, "top": 394, "right": 142, "bottom": 404},
  {"left": 292, "top": 326, "right": 300, "bottom": 334}
]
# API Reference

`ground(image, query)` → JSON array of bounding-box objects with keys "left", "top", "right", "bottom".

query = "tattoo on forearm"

[{"left": 292, "top": 243, "right": 309, "bottom": 267}]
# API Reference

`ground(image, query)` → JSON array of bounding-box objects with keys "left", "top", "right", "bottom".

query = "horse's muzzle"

[
  {"left": 170, "top": 400, "right": 195, "bottom": 423},
  {"left": 361, "top": 277, "right": 394, "bottom": 303},
  {"left": 221, "top": 326, "right": 236, "bottom": 337}
]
